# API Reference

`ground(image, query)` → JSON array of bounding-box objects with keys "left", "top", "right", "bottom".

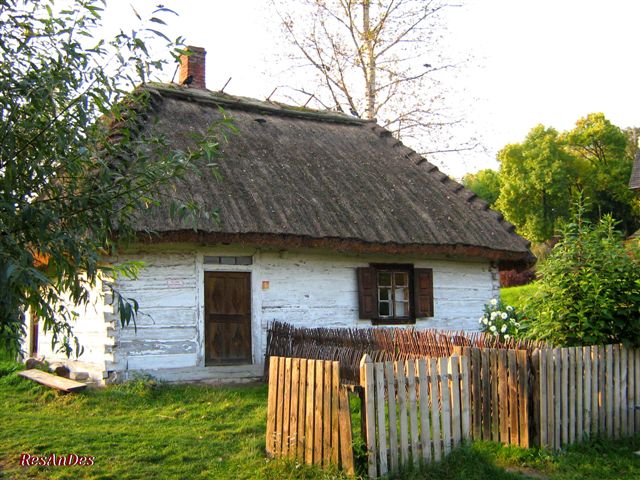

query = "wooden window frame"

[
  {"left": 370, "top": 263, "right": 415, "bottom": 325},
  {"left": 357, "top": 264, "right": 434, "bottom": 324}
]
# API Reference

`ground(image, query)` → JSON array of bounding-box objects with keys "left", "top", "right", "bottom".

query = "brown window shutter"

[
  {"left": 357, "top": 267, "right": 377, "bottom": 319},
  {"left": 414, "top": 268, "right": 434, "bottom": 317}
]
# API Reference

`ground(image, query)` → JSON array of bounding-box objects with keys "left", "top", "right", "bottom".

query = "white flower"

[
  {"left": 506, "top": 306, "right": 514, "bottom": 312},
  {"left": 490, "top": 298, "right": 498, "bottom": 306},
  {"left": 490, "top": 325, "right": 497, "bottom": 332},
  {"left": 501, "top": 324, "right": 507, "bottom": 333},
  {"left": 479, "top": 317, "right": 486, "bottom": 324},
  {"left": 490, "top": 312, "right": 498, "bottom": 320},
  {"left": 501, "top": 312, "right": 508, "bottom": 320},
  {"left": 504, "top": 334, "right": 511, "bottom": 340},
  {"left": 483, "top": 318, "right": 488, "bottom": 325}
]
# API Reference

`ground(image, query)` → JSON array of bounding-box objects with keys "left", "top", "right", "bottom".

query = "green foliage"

[
  {"left": 496, "top": 125, "right": 577, "bottom": 242},
  {"left": 471, "top": 438, "right": 640, "bottom": 480},
  {"left": 564, "top": 113, "right": 638, "bottom": 234},
  {"left": 0, "top": 0, "right": 233, "bottom": 356},
  {"left": 461, "top": 168, "right": 501, "bottom": 207},
  {"left": 500, "top": 283, "right": 538, "bottom": 311},
  {"left": 524, "top": 201, "right": 640, "bottom": 346},
  {"left": 497, "top": 114, "right": 639, "bottom": 243},
  {"left": 478, "top": 298, "right": 523, "bottom": 341}
]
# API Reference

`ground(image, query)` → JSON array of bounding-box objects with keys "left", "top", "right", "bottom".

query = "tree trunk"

[{"left": 363, "top": 0, "right": 376, "bottom": 120}]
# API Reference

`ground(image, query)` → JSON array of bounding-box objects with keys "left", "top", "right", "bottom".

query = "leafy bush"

[
  {"left": 524, "top": 204, "right": 640, "bottom": 346},
  {"left": 479, "top": 299, "right": 523, "bottom": 341}
]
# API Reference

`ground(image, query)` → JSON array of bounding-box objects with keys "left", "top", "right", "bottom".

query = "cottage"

[{"left": 25, "top": 47, "right": 533, "bottom": 384}]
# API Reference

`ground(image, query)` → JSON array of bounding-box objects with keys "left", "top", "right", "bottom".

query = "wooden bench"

[{"left": 18, "top": 369, "right": 87, "bottom": 393}]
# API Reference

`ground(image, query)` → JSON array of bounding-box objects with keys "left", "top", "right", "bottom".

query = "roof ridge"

[
  {"left": 146, "top": 83, "right": 370, "bottom": 126},
  {"left": 367, "top": 123, "right": 528, "bottom": 247}
]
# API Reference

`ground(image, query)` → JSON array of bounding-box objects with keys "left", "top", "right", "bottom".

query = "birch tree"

[{"left": 273, "top": 0, "right": 469, "bottom": 157}]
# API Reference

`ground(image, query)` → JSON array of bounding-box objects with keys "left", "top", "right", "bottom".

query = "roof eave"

[{"left": 129, "top": 230, "right": 535, "bottom": 270}]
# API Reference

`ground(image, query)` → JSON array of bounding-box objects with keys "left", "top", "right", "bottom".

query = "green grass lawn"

[
  {"left": 2, "top": 361, "right": 640, "bottom": 479},
  {"left": 501, "top": 283, "right": 538, "bottom": 310}
]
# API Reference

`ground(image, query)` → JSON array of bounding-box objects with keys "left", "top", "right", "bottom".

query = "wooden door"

[{"left": 204, "top": 272, "right": 252, "bottom": 365}]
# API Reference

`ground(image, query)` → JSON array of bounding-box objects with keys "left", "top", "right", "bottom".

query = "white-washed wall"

[
  {"left": 110, "top": 253, "right": 199, "bottom": 374},
  {"left": 34, "top": 277, "right": 110, "bottom": 378},
  {"left": 108, "top": 246, "right": 497, "bottom": 379},
  {"left": 258, "top": 252, "right": 495, "bottom": 337}
]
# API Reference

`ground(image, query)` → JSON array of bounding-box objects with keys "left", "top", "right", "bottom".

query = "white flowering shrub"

[{"left": 478, "top": 298, "right": 522, "bottom": 341}]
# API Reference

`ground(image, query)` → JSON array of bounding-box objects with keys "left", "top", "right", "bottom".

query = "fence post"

[
  {"left": 583, "top": 347, "right": 591, "bottom": 439},
  {"left": 305, "top": 359, "right": 316, "bottom": 464},
  {"left": 470, "top": 348, "right": 481, "bottom": 440},
  {"left": 417, "top": 358, "right": 431, "bottom": 464},
  {"left": 605, "top": 345, "right": 614, "bottom": 437},
  {"left": 449, "top": 356, "right": 462, "bottom": 448},
  {"left": 531, "top": 348, "right": 540, "bottom": 448},
  {"left": 481, "top": 349, "right": 491, "bottom": 440},
  {"left": 498, "top": 349, "right": 509, "bottom": 443},
  {"left": 429, "top": 358, "right": 443, "bottom": 462},
  {"left": 374, "top": 361, "right": 388, "bottom": 476},
  {"left": 537, "top": 348, "right": 547, "bottom": 449},
  {"left": 331, "top": 361, "right": 340, "bottom": 466},
  {"left": 266, "top": 356, "right": 279, "bottom": 456},
  {"left": 386, "top": 361, "right": 400, "bottom": 471},
  {"left": 338, "top": 384, "right": 355, "bottom": 476},
  {"left": 460, "top": 355, "right": 471, "bottom": 442},
  {"left": 360, "top": 354, "right": 377, "bottom": 479},
  {"left": 282, "top": 357, "right": 292, "bottom": 457},
  {"left": 508, "top": 349, "right": 519, "bottom": 445},
  {"left": 516, "top": 350, "right": 529, "bottom": 448},
  {"left": 406, "top": 360, "right": 420, "bottom": 463},
  {"left": 576, "top": 347, "right": 584, "bottom": 442}
]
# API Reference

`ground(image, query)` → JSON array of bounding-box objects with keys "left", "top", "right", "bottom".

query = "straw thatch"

[{"left": 133, "top": 84, "right": 533, "bottom": 268}]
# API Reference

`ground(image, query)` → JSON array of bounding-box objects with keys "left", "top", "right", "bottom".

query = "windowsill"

[{"left": 371, "top": 317, "right": 416, "bottom": 326}]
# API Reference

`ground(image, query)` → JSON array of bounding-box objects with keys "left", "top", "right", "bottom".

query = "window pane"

[
  {"left": 379, "top": 288, "right": 390, "bottom": 301},
  {"left": 395, "top": 287, "right": 408, "bottom": 302},
  {"left": 394, "top": 301, "right": 409, "bottom": 317},
  {"left": 378, "top": 272, "right": 392, "bottom": 286},
  {"left": 379, "top": 301, "right": 390, "bottom": 317},
  {"left": 394, "top": 272, "right": 408, "bottom": 286}
]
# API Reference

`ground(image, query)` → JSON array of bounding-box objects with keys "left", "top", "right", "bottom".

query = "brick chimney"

[{"left": 179, "top": 46, "right": 206, "bottom": 89}]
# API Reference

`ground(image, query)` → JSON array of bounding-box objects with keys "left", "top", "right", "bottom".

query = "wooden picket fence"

[
  {"left": 359, "top": 354, "right": 471, "bottom": 479},
  {"left": 265, "top": 345, "right": 640, "bottom": 479},
  {"left": 451, "top": 344, "right": 640, "bottom": 450},
  {"left": 536, "top": 345, "right": 640, "bottom": 449},
  {"left": 453, "top": 346, "right": 532, "bottom": 447},
  {"left": 265, "top": 356, "right": 355, "bottom": 475}
]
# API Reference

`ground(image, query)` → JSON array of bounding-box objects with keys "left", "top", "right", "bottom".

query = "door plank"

[{"left": 204, "top": 272, "right": 252, "bottom": 364}]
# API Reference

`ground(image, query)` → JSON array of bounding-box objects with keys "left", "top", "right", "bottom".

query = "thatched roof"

[
  {"left": 630, "top": 151, "right": 640, "bottom": 190},
  {"left": 134, "top": 84, "right": 533, "bottom": 268}
]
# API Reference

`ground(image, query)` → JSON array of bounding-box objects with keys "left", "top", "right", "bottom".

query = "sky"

[{"left": 102, "top": 0, "right": 640, "bottom": 179}]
